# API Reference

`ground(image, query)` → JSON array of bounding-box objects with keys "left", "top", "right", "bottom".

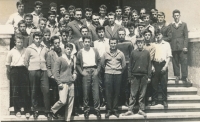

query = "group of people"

[{"left": 6, "top": 0, "right": 189, "bottom": 121}]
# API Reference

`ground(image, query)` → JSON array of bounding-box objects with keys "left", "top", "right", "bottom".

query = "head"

[
  {"left": 60, "top": 29, "right": 69, "bottom": 41},
  {"left": 143, "top": 29, "right": 152, "bottom": 41},
  {"left": 99, "top": 5, "right": 107, "bottom": 17},
  {"left": 82, "top": 36, "right": 91, "bottom": 49},
  {"left": 59, "top": 5, "right": 66, "bottom": 16},
  {"left": 63, "top": 12, "right": 70, "bottom": 23},
  {"left": 127, "top": 22, "right": 135, "bottom": 34},
  {"left": 18, "top": 20, "right": 26, "bottom": 33},
  {"left": 34, "top": 1, "right": 43, "bottom": 14},
  {"left": 118, "top": 28, "right": 126, "bottom": 41},
  {"left": 80, "top": 26, "right": 89, "bottom": 36},
  {"left": 50, "top": 36, "right": 60, "bottom": 48},
  {"left": 108, "top": 12, "right": 115, "bottom": 25},
  {"left": 68, "top": 5, "right": 75, "bottom": 17},
  {"left": 33, "top": 31, "right": 43, "bottom": 46},
  {"left": 58, "top": 20, "right": 67, "bottom": 31},
  {"left": 96, "top": 26, "right": 105, "bottom": 38},
  {"left": 74, "top": 8, "right": 82, "bottom": 21},
  {"left": 49, "top": 2, "right": 57, "bottom": 12},
  {"left": 109, "top": 38, "right": 118, "bottom": 50},
  {"left": 66, "top": 26, "right": 73, "bottom": 36},
  {"left": 122, "top": 14, "right": 129, "bottom": 27},
  {"left": 132, "top": 10, "right": 139, "bottom": 21},
  {"left": 138, "top": 22, "right": 146, "bottom": 33},
  {"left": 48, "top": 11, "right": 56, "bottom": 23},
  {"left": 140, "top": 8, "right": 146, "bottom": 17},
  {"left": 124, "top": 6, "right": 131, "bottom": 15},
  {"left": 92, "top": 13, "right": 100, "bottom": 26},
  {"left": 157, "top": 12, "right": 165, "bottom": 23},
  {"left": 155, "top": 29, "right": 163, "bottom": 41},
  {"left": 85, "top": 8, "right": 93, "bottom": 20},
  {"left": 142, "top": 14, "right": 150, "bottom": 22},
  {"left": 173, "top": 9, "right": 181, "bottom": 23},
  {"left": 151, "top": 9, "right": 158, "bottom": 18},
  {"left": 16, "top": 1, "right": 24, "bottom": 13},
  {"left": 24, "top": 13, "right": 33, "bottom": 26},
  {"left": 14, "top": 35, "right": 24, "bottom": 49},
  {"left": 136, "top": 37, "right": 144, "bottom": 50},
  {"left": 115, "top": 6, "right": 122, "bottom": 17},
  {"left": 38, "top": 18, "right": 47, "bottom": 31},
  {"left": 64, "top": 43, "right": 73, "bottom": 56},
  {"left": 43, "top": 28, "right": 51, "bottom": 41}
]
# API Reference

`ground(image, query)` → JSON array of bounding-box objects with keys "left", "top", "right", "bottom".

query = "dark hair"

[
  {"left": 107, "top": 12, "right": 115, "bottom": 17},
  {"left": 142, "top": 14, "right": 150, "bottom": 19},
  {"left": 50, "top": 35, "right": 60, "bottom": 44},
  {"left": 60, "top": 5, "right": 66, "bottom": 9},
  {"left": 39, "top": 17, "right": 47, "bottom": 23},
  {"left": 115, "top": 6, "right": 122, "bottom": 11},
  {"left": 33, "top": 31, "right": 43, "bottom": 39},
  {"left": 48, "top": 11, "right": 56, "bottom": 16},
  {"left": 34, "top": 1, "right": 43, "bottom": 7},
  {"left": 82, "top": 36, "right": 91, "bottom": 42},
  {"left": 24, "top": 13, "right": 33, "bottom": 19},
  {"left": 92, "top": 13, "right": 99, "bottom": 18},
  {"left": 96, "top": 26, "right": 105, "bottom": 33},
  {"left": 99, "top": 5, "right": 107, "bottom": 10},
  {"left": 127, "top": 21, "right": 136, "bottom": 28},
  {"left": 80, "top": 25, "right": 89, "bottom": 32},
  {"left": 75, "top": 8, "right": 82, "bottom": 13},
  {"left": 143, "top": 29, "right": 152, "bottom": 36},
  {"left": 158, "top": 12, "right": 165, "bottom": 18},
  {"left": 118, "top": 27, "right": 126, "bottom": 34},
  {"left": 132, "top": 9, "right": 138, "bottom": 15},
  {"left": 140, "top": 8, "right": 146, "bottom": 12},
  {"left": 68, "top": 5, "right": 75, "bottom": 10},
  {"left": 85, "top": 8, "right": 93, "bottom": 12},
  {"left": 109, "top": 38, "right": 118, "bottom": 44},
  {"left": 60, "top": 28, "right": 69, "bottom": 36},
  {"left": 64, "top": 43, "right": 73, "bottom": 49},
  {"left": 173, "top": 9, "right": 180, "bottom": 15},
  {"left": 14, "top": 35, "right": 24, "bottom": 42},
  {"left": 124, "top": 6, "right": 131, "bottom": 10},
  {"left": 16, "top": 0, "right": 24, "bottom": 8},
  {"left": 43, "top": 28, "right": 51, "bottom": 34},
  {"left": 122, "top": 14, "right": 128, "bottom": 19},
  {"left": 58, "top": 20, "right": 67, "bottom": 28},
  {"left": 49, "top": 2, "right": 57, "bottom": 8},
  {"left": 18, "top": 20, "right": 26, "bottom": 28}
]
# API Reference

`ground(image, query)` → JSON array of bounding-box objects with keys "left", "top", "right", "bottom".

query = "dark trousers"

[
  {"left": 172, "top": 51, "right": 188, "bottom": 77},
  {"left": 99, "top": 68, "right": 106, "bottom": 105},
  {"left": 152, "top": 61, "right": 168, "bottom": 101},
  {"left": 10, "top": 66, "right": 30, "bottom": 113},
  {"left": 49, "top": 78, "right": 59, "bottom": 106},
  {"left": 29, "top": 70, "right": 50, "bottom": 113},
  {"left": 128, "top": 75, "right": 147, "bottom": 111},
  {"left": 104, "top": 74, "right": 122, "bottom": 112},
  {"left": 82, "top": 68, "right": 100, "bottom": 113}
]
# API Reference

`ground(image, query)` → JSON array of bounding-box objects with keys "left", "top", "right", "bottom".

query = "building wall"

[{"left": 156, "top": 0, "right": 200, "bottom": 31}]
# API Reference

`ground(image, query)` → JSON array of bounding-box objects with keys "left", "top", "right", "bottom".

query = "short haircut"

[
  {"left": 18, "top": 20, "right": 26, "bottom": 27},
  {"left": 173, "top": 9, "right": 181, "bottom": 15},
  {"left": 132, "top": 9, "right": 138, "bottom": 15},
  {"left": 109, "top": 38, "right": 118, "bottom": 44},
  {"left": 63, "top": 11, "right": 70, "bottom": 16},
  {"left": 127, "top": 21, "right": 136, "bottom": 28},
  {"left": 43, "top": 28, "right": 51, "bottom": 34},
  {"left": 48, "top": 11, "right": 56, "bottom": 16},
  {"left": 107, "top": 12, "right": 115, "bottom": 17},
  {"left": 138, "top": 22, "right": 146, "bottom": 27},
  {"left": 34, "top": 1, "right": 43, "bottom": 7},
  {"left": 80, "top": 25, "right": 89, "bottom": 32},
  {"left": 140, "top": 8, "right": 146, "bottom": 12},
  {"left": 124, "top": 6, "right": 131, "bottom": 10},
  {"left": 60, "top": 28, "right": 69, "bottom": 35},
  {"left": 58, "top": 20, "right": 67, "bottom": 27},
  {"left": 75, "top": 8, "right": 82, "bottom": 13},
  {"left": 118, "top": 27, "right": 126, "bottom": 34},
  {"left": 64, "top": 43, "right": 73, "bottom": 49},
  {"left": 92, "top": 13, "right": 99, "bottom": 18},
  {"left": 143, "top": 29, "right": 152, "bottom": 36},
  {"left": 122, "top": 14, "right": 128, "bottom": 19},
  {"left": 49, "top": 2, "right": 57, "bottom": 8},
  {"left": 24, "top": 13, "right": 33, "bottom": 19},
  {"left": 66, "top": 26, "right": 73, "bottom": 33},
  {"left": 60, "top": 5, "right": 66, "bottom": 9},
  {"left": 14, "top": 35, "right": 24, "bottom": 41},
  {"left": 96, "top": 26, "right": 105, "bottom": 33},
  {"left": 158, "top": 12, "right": 165, "bottom": 18},
  {"left": 33, "top": 31, "right": 43, "bottom": 39},
  {"left": 85, "top": 8, "right": 93, "bottom": 12},
  {"left": 142, "top": 14, "right": 150, "bottom": 19},
  {"left": 16, "top": 0, "right": 24, "bottom": 8},
  {"left": 39, "top": 17, "right": 47, "bottom": 23},
  {"left": 115, "top": 6, "right": 122, "bottom": 10},
  {"left": 82, "top": 35, "right": 91, "bottom": 42},
  {"left": 136, "top": 36, "right": 144, "bottom": 43},
  {"left": 50, "top": 35, "right": 60, "bottom": 44},
  {"left": 68, "top": 5, "right": 75, "bottom": 10},
  {"left": 99, "top": 4, "right": 107, "bottom": 10},
  {"left": 151, "top": 8, "right": 158, "bottom": 13}
]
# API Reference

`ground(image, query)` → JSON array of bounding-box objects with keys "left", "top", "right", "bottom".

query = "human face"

[
  {"left": 115, "top": 9, "right": 122, "bottom": 17},
  {"left": 33, "top": 36, "right": 42, "bottom": 46},
  {"left": 83, "top": 38, "right": 91, "bottom": 49},
  {"left": 74, "top": 11, "right": 82, "bottom": 21},
  {"left": 156, "top": 33, "right": 163, "bottom": 41},
  {"left": 81, "top": 28, "right": 88, "bottom": 36},
  {"left": 140, "top": 9, "right": 146, "bottom": 16},
  {"left": 118, "top": 31, "right": 125, "bottom": 40},
  {"left": 25, "top": 17, "right": 33, "bottom": 25},
  {"left": 85, "top": 11, "right": 92, "bottom": 20},
  {"left": 109, "top": 40, "right": 117, "bottom": 50},
  {"left": 19, "top": 23, "right": 26, "bottom": 33},
  {"left": 125, "top": 8, "right": 131, "bottom": 15},
  {"left": 48, "top": 15, "right": 56, "bottom": 22},
  {"left": 15, "top": 38, "right": 23, "bottom": 49},
  {"left": 69, "top": 10, "right": 75, "bottom": 17},
  {"left": 61, "top": 32, "right": 68, "bottom": 41},
  {"left": 99, "top": 8, "right": 106, "bottom": 16},
  {"left": 132, "top": 13, "right": 139, "bottom": 21},
  {"left": 17, "top": 4, "right": 24, "bottom": 13},
  {"left": 158, "top": 15, "right": 165, "bottom": 23},
  {"left": 50, "top": 7, "right": 57, "bottom": 12},
  {"left": 60, "top": 7, "right": 66, "bottom": 15},
  {"left": 64, "top": 15, "right": 70, "bottom": 22},
  {"left": 122, "top": 18, "right": 128, "bottom": 26},
  {"left": 173, "top": 13, "right": 180, "bottom": 23},
  {"left": 35, "top": 5, "right": 42, "bottom": 14},
  {"left": 138, "top": 26, "right": 144, "bottom": 33},
  {"left": 136, "top": 41, "right": 144, "bottom": 50},
  {"left": 108, "top": 15, "right": 115, "bottom": 25},
  {"left": 97, "top": 29, "right": 105, "bottom": 38},
  {"left": 65, "top": 47, "right": 72, "bottom": 56},
  {"left": 152, "top": 12, "right": 157, "bottom": 18},
  {"left": 39, "top": 20, "right": 46, "bottom": 30},
  {"left": 92, "top": 15, "right": 100, "bottom": 25},
  {"left": 143, "top": 16, "right": 150, "bottom": 22},
  {"left": 144, "top": 32, "right": 151, "bottom": 41},
  {"left": 128, "top": 26, "right": 135, "bottom": 34},
  {"left": 53, "top": 39, "right": 60, "bottom": 48},
  {"left": 44, "top": 32, "right": 50, "bottom": 41}
]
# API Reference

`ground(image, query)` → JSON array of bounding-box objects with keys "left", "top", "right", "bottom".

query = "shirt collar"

[
  {"left": 47, "top": 21, "right": 58, "bottom": 28},
  {"left": 173, "top": 20, "right": 182, "bottom": 25},
  {"left": 156, "top": 40, "right": 165, "bottom": 44},
  {"left": 32, "top": 11, "right": 42, "bottom": 16}
]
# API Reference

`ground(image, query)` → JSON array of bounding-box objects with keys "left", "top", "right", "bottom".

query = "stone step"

[
  {"left": 167, "top": 87, "right": 197, "bottom": 95},
  {"left": 2, "top": 112, "right": 200, "bottom": 122},
  {"left": 167, "top": 95, "right": 200, "bottom": 103},
  {"left": 167, "top": 80, "right": 192, "bottom": 87}
]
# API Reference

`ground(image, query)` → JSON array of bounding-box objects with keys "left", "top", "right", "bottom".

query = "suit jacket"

[
  {"left": 88, "top": 24, "right": 99, "bottom": 41},
  {"left": 67, "top": 20, "right": 83, "bottom": 42},
  {"left": 46, "top": 50, "right": 59, "bottom": 77},
  {"left": 81, "top": 18, "right": 92, "bottom": 27},
  {"left": 105, "top": 24, "right": 121, "bottom": 39},
  {"left": 169, "top": 21, "right": 188, "bottom": 51},
  {"left": 74, "top": 38, "right": 84, "bottom": 52}
]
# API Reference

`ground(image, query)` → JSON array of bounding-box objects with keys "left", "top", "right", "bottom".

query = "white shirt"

[
  {"left": 115, "top": 19, "right": 122, "bottom": 25},
  {"left": 60, "top": 42, "right": 77, "bottom": 56},
  {"left": 125, "top": 34, "right": 136, "bottom": 48},
  {"left": 99, "top": 16, "right": 107, "bottom": 26},
  {"left": 6, "top": 12, "right": 24, "bottom": 28},
  {"left": 173, "top": 20, "right": 182, "bottom": 27},
  {"left": 82, "top": 48, "right": 96, "bottom": 67},
  {"left": 31, "top": 11, "right": 43, "bottom": 27},
  {"left": 94, "top": 38, "right": 110, "bottom": 57},
  {"left": 154, "top": 40, "right": 172, "bottom": 63}
]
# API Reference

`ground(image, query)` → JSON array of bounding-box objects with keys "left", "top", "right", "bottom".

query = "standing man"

[
  {"left": 88, "top": 13, "right": 100, "bottom": 41},
  {"left": 24, "top": 13, "right": 37, "bottom": 35},
  {"left": 105, "top": 12, "right": 121, "bottom": 39},
  {"left": 81, "top": 8, "right": 93, "bottom": 27},
  {"left": 99, "top": 5, "right": 108, "bottom": 26},
  {"left": 31, "top": 1, "right": 43, "bottom": 27},
  {"left": 101, "top": 38, "right": 126, "bottom": 118},
  {"left": 46, "top": 11, "right": 59, "bottom": 37},
  {"left": 123, "top": 6, "right": 132, "bottom": 20},
  {"left": 169, "top": 9, "right": 188, "bottom": 83},
  {"left": 76, "top": 36, "right": 101, "bottom": 119},
  {"left": 115, "top": 6, "right": 123, "bottom": 25},
  {"left": 59, "top": 5, "right": 67, "bottom": 21}
]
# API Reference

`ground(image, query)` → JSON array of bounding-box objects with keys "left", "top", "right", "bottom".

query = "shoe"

[
  {"left": 52, "top": 112, "right": 58, "bottom": 119},
  {"left": 72, "top": 112, "right": 79, "bottom": 116},
  {"left": 105, "top": 111, "right": 111, "bottom": 118},
  {"left": 163, "top": 101, "right": 168, "bottom": 107},
  {"left": 138, "top": 110, "right": 146, "bottom": 117},
  {"left": 33, "top": 111, "right": 39, "bottom": 119},
  {"left": 84, "top": 112, "right": 89, "bottom": 119},
  {"left": 25, "top": 113, "right": 30, "bottom": 119},
  {"left": 122, "top": 111, "right": 134, "bottom": 116},
  {"left": 151, "top": 101, "right": 157, "bottom": 106},
  {"left": 16, "top": 112, "right": 21, "bottom": 117},
  {"left": 101, "top": 101, "right": 106, "bottom": 107},
  {"left": 96, "top": 111, "right": 101, "bottom": 119},
  {"left": 114, "top": 111, "right": 119, "bottom": 118},
  {"left": 45, "top": 112, "right": 52, "bottom": 120},
  {"left": 175, "top": 76, "right": 180, "bottom": 84}
]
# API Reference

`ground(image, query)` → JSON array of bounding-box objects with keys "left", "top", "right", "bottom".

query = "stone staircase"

[{"left": 1, "top": 78, "right": 200, "bottom": 122}]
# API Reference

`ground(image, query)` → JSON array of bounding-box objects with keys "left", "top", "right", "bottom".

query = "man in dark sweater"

[{"left": 123, "top": 37, "right": 151, "bottom": 117}]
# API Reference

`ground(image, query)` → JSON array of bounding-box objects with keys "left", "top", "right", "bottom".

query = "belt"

[
  {"left": 83, "top": 66, "right": 97, "bottom": 69},
  {"left": 11, "top": 66, "right": 26, "bottom": 68}
]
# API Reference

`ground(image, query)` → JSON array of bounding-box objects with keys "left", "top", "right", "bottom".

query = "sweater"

[{"left": 128, "top": 49, "right": 151, "bottom": 79}]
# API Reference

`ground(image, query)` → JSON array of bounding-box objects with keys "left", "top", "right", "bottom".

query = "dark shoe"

[
  {"left": 114, "top": 111, "right": 119, "bottom": 118},
  {"left": 138, "top": 110, "right": 146, "bottom": 117},
  {"left": 96, "top": 111, "right": 101, "bottom": 119},
  {"left": 151, "top": 101, "right": 157, "bottom": 106},
  {"left": 52, "top": 112, "right": 58, "bottom": 119},
  {"left": 45, "top": 113, "right": 52, "bottom": 120},
  {"left": 163, "top": 101, "right": 168, "bottom": 107},
  {"left": 105, "top": 111, "right": 111, "bottom": 118},
  {"left": 33, "top": 111, "right": 39, "bottom": 119},
  {"left": 122, "top": 111, "right": 134, "bottom": 116},
  {"left": 84, "top": 112, "right": 89, "bottom": 119},
  {"left": 175, "top": 76, "right": 180, "bottom": 84},
  {"left": 101, "top": 101, "right": 106, "bottom": 107}
]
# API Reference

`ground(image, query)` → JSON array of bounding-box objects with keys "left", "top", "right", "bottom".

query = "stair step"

[
  {"left": 167, "top": 80, "right": 192, "bottom": 87},
  {"left": 167, "top": 87, "right": 197, "bottom": 95},
  {"left": 167, "top": 95, "right": 200, "bottom": 103}
]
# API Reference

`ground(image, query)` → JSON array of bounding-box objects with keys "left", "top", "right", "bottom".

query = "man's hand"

[
  {"left": 183, "top": 48, "right": 188, "bottom": 53},
  {"left": 82, "top": 70, "right": 88, "bottom": 76},
  {"left": 58, "top": 84, "right": 63, "bottom": 90},
  {"left": 161, "top": 66, "right": 167, "bottom": 73},
  {"left": 152, "top": 66, "right": 155, "bottom": 73},
  {"left": 50, "top": 75, "right": 54, "bottom": 79},
  {"left": 147, "top": 78, "right": 151, "bottom": 84},
  {"left": 72, "top": 74, "right": 77, "bottom": 81}
]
